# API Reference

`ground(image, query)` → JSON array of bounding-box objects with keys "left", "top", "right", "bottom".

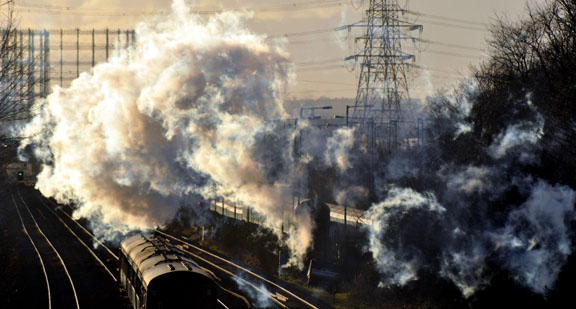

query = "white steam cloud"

[
  {"left": 493, "top": 181, "right": 576, "bottom": 294},
  {"left": 16, "top": 0, "right": 337, "bottom": 266},
  {"left": 442, "top": 165, "right": 494, "bottom": 195},
  {"left": 488, "top": 115, "right": 544, "bottom": 163},
  {"left": 360, "top": 83, "right": 576, "bottom": 298},
  {"left": 364, "top": 178, "right": 575, "bottom": 297},
  {"left": 13, "top": 0, "right": 576, "bottom": 299},
  {"left": 233, "top": 277, "right": 273, "bottom": 308},
  {"left": 364, "top": 187, "right": 446, "bottom": 287},
  {"left": 325, "top": 127, "right": 355, "bottom": 171}
]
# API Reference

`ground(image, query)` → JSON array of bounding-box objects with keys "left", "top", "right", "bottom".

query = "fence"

[{"left": 2, "top": 28, "right": 135, "bottom": 101}]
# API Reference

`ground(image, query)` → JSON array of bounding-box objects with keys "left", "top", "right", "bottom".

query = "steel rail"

[
  {"left": 217, "top": 299, "right": 229, "bottom": 309},
  {"left": 34, "top": 195, "right": 118, "bottom": 282},
  {"left": 11, "top": 193, "right": 52, "bottom": 309},
  {"left": 43, "top": 196, "right": 119, "bottom": 261},
  {"left": 155, "top": 231, "right": 287, "bottom": 308},
  {"left": 185, "top": 247, "right": 285, "bottom": 308},
  {"left": 157, "top": 229, "right": 319, "bottom": 309},
  {"left": 17, "top": 190, "right": 81, "bottom": 309}
]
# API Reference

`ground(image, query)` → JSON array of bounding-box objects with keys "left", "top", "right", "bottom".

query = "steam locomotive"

[{"left": 119, "top": 234, "right": 218, "bottom": 309}]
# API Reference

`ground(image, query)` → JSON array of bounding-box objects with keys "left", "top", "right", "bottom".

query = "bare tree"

[
  {"left": 0, "top": 0, "right": 36, "bottom": 144},
  {"left": 0, "top": 0, "right": 40, "bottom": 170}
]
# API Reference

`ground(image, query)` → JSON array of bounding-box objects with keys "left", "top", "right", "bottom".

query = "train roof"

[
  {"left": 326, "top": 203, "right": 367, "bottom": 227},
  {"left": 121, "top": 234, "right": 212, "bottom": 287}
]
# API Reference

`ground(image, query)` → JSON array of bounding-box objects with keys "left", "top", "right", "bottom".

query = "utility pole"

[
  {"left": 76, "top": 28, "right": 80, "bottom": 78},
  {"left": 347, "top": 0, "right": 421, "bottom": 134},
  {"left": 43, "top": 29, "right": 49, "bottom": 96}
]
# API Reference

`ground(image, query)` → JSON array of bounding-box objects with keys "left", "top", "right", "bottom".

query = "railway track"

[
  {"left": 12, "top": 189, "right": 80, "bottom": 309},
  {"left": 7, "top": 186, "right": 325, "bottom": 308},
  {"left": 156, "top": 229, "right": 325, "bottom": 309},
  {"left": 28, "top": 188, "right": 237, "bottom": 309},
  {"left": 9, "top": 186, "right": 125, "bottom": 308},
  {"left": 32, "top": 191, "right": 119, "bottom": 282},
  {"left": 34, "top": 192, "right": 120, "bottom": 260}
]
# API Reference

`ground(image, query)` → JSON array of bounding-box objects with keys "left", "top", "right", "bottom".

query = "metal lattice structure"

[
  {"left": 3, "top": 28, "right": 135, "bottom": 101},
  {"left": 348, "top": 0, "right": 421, "bottom": 130}
]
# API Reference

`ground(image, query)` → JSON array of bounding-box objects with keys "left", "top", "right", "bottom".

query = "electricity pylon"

[{"left": 347, "top": 0, "right": 421, "bottom": 127}]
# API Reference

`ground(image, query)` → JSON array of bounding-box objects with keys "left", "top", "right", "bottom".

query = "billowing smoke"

[
  {"left": 364, "top": 187, "right": 445, "bottom": 287},
  {"left": 325, "top": 127, "right": 355, "bottom": 172},
  {"left": 13, "top": 0, "right": 575, "bottom": 298},
  {"left": 354, "top": 83, "right": 576, "bottom": 298},
  {"left": 487, "top": 114, "right": 543, "bottom": 163},
  {"left": 493, "top": 181, "right": 575, "bottom": 293},
  {"left": 15, "top": 0, "right": 342, "bottom": 266},
  {"left": 437, "top": 177, "right": 576, "bottom": 297}
]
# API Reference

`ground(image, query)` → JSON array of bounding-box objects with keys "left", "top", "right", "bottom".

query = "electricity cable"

[{"left": 14, "top": 0, "right": 347, "bottom": 16}]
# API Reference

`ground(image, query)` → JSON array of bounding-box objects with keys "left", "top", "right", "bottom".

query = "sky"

[{"left": 11, "top": 0, "right": 547, "bottom": 101}]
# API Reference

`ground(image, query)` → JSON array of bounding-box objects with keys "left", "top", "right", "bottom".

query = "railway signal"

[{"left": 17, "top": 171, "right": 24, "bottom": 181}]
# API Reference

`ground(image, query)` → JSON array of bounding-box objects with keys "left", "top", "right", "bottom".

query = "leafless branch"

[{"left": 1, "top": 0, "right": 40, "bottom": 145}]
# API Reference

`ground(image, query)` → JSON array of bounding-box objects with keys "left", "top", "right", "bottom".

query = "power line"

[
  {"left": 280, "top": 28, "right": 485, "bottom": 53},
  {"left": 406, "top": 10, "right": 488, "bottom": 27},
  {"left": 408, "top": 48, "right": 482, "bottom": 59},
  {"left": 288, "top": 37, "right": 340, "bottom": 45},
  {"left": 283, "top": 31, "right": 484, "bottom": 52},
  {"left": 288, "top": 88, "right": 356, "bottom": 94},
  {"left": 268, "top": 26, "right": 345, "bottom": 39},
  {"left": 251, "top": 0, "right": 346, "bottom": 12},
  {"left": 297, "top": 79, "right": 353, "bottom": 86},
  {"left": 293, "top": 50, "right": 481, "bottom": 72},
  {"left": 14, "top": 0, "right": 347, "bottom": 17},
  {"left": 417, "top": 18, "right": 487, "bottom": 32},
  {"left": 411, "top": 64, "right": 469, "bottom": 75},
  {"left": 295, "top": 58, "right": 344, "bottom": 66},
  {"left": 429, "top": 74, "right": 467, "bottom": 80},
  {"left": 413, "top": 38, "right": 484, "bottom": 52},
  {"left": 423, "top": 73, "right": 465, "bottom": 79},
  {"left": 296, "top": 65, "right": 346, "bottom": 72},
  {"left": 17, "top": 0, "right": 345, "bottom": 12}
]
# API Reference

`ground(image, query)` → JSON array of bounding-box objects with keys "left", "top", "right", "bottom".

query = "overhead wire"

[
  {"left": 295, "top": 58, "right": 344, "bottom": 66},
  {"left": 296, "top": 65, "right": 346, "bottom": 72},
  {"left": 288, "top": 88, "right": 357, "bottom": 95},
  {"left": 16, "top": 1, "right": 488, "bottom": 95},
  {"left": 268, "top": 26, "right": 347, "bottom": 39},
  {"left": 412, "top": 38, "right": 484, "bottom": 52},
  {"left": 14, "top": 0, "right": 347, "bottom": 17},
  {"left": 285, "top": 32, "right": 483, "bottom": 53},
  {"left": 411, "top": 64, "right": 469, "bottom": 75},
  {"left": 415, "top": 18, "right": 487, "bottom": 32},
  {"left": 296, "top": 79, "right": 353, "bottom": 86},
  {"left": 405, "top": 10, "right": 488, "bottom": 27},
  {"left": 286, "top": 8, "right": 486, "bottom": 95},
  {"left": 407, "top": 48, "right": 482, "bottom": 59},
  {"left": 350, "top": 0, "right": 364, "bottom": 11},
  {"left": 289, "top": 38, "right": 338, "bottom": 45}
]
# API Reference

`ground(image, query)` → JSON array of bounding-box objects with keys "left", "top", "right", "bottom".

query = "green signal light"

[{"left": 18, "top": 172, "right": 23, "bottom": 176}]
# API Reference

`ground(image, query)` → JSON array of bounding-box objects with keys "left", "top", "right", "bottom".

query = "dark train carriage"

[{"left": 120, "top": 234, "right": 218, "bottom": 309}]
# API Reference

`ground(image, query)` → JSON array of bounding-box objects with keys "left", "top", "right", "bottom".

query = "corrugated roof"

[{"left": 121, "top": 234, "right": 210, "bottom": 287}]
